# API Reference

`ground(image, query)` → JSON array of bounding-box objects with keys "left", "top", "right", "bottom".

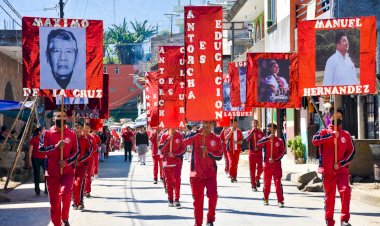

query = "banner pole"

[
  {"left": 334, "top": 95, "right": 337, "bottom": 165},
  {"left": 60, "top": 96, "right": 64, "bottom": 175},
  {"left": 309, "top": 97, "right": 326, "bottom": 128},
  {"left": 270, "top": 108, "right": 274, "bottom": 159}
]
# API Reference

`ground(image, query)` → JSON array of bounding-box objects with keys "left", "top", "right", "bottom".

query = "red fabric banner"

[
  {"left": 185, "top": 6, "right": 223, "bottom": 121},
  {"left": 145, "top": 71, "right": 159, "bottom": 128},
  {"left": 298, "top": 16, "right": 376, "bottom": 96},
  {"left": 229, "top": 62, "right": 242, "bottom": 107},
  {"left": 158, "top": 46, "right": 186, "bottom": 128},
  {"left": 246, "top": 53, "right": 300, "bottom": 108},
  {"left": 22, "top": 17, "right": 103, "bottom": 98},
  {"left": 44, "top": 74, "right": 110, "bottom": 119}
]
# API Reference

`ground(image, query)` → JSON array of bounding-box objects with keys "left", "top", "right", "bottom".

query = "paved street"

[{"left": 1, "top": 151, "right": 380, "bottom": 226}]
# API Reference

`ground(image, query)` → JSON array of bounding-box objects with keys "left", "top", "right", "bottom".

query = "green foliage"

[
  {"left": 104, "top": 117, "right": 115, "bottom": 127},
  {"left": 104, "top": 19, "right": 157, "bottom": 65},
  {"left": 287, "top": 136, "right": 306, "bottom": 159}
]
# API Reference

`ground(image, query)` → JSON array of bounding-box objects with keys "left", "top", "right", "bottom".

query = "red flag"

[
  {"left": 229, "top": 62, "right": 247, "bottom": 107},
  {"left": 145, "top": 71, "right": 159, "bottom": 128},
  {"left": 246, "top": 53, "right": 300, "bottom": 108},
  {"left": 22, "top": 17, "right": 103, "bottom": 97},
  {"left": 158, "top": 46, "right": 186, "bottom": 128},
  {"left": 185, "top": 6, "right": 223, "bottom": 121}
]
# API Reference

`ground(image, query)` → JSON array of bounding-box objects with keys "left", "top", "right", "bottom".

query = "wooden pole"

[
  {"left": 270, "top": 108, "right": 274, "bottom": 159},
  {"left": 202, "top": 132, "right": 206, "bottom": 158},
  {"left": 73, "top": 110, "right": 76, "bottom": 128},
  {"left": 4, "top": 103, "right": 36, "bottom": 190},
  {"left": 0, "top": 96, "right": 29, "bottom": 153},
  {"left": 169, "top": 129, "right": 173, "bottom": 153},
  {"left": 60, "top": 96, "right": 64, "bottom": 175},
  {"left": 309, "top": 97, "right": 327, "bottom": 128},
  {"left": 334, "top": 95, "right": 337, "bottom": 164}
]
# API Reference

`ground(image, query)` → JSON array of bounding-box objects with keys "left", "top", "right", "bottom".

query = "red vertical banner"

[
  {"left": 229, "top": 61, "right": 247, "bottom": 107},
  {"left": 145, "top": 71, "right": 159, "bottom": 128},
  {"left": 185, "top": 6, "right": 223, "bottom": 121},
  {"left": 158, "top": 46, "right": 186, "bottom": 128}
]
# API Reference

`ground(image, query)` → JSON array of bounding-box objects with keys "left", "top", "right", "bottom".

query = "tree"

[{"left": 104, "top": 19, "right": 157, "bottom": 65}]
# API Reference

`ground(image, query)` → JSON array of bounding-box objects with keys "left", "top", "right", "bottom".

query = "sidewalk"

[{"left": 240, "top": 153, "right": 380, "bottom": 207}]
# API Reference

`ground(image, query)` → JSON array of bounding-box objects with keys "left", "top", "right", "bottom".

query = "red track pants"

[
  {"left": 164, "top": 161, "right": 182, "bottom": 201},
  {"left": 227, "top": 150, "right": 240, "bottom": 179},
  {"left": 323, "top": 168, "right": 351, "bottom": 226},
  {"left": 73, "top": 165, "right": 87, "bottom": 206},
  {"left": 93, "top": 152, "right": 99, "bottom": 175},
  {"left": 46, "top": 173, "right": 74, "bottom": 226},
  {"left": 152, "top": 155, "right": 163, "bottom": 181},
  {"left": 190, "top": 175, "right": 218, "bottom": 226},
  {"left": 223, "top": 149, "right": 229, "bottom": 173},
  {"left": 84, "top": 157, "right": 94, "bottom": 194},
  {"left": 249, "top": 153, "right": 263, "bottom": 187},
  {"left": 263, "top": 162, "right": 284, "bottom": 203}
]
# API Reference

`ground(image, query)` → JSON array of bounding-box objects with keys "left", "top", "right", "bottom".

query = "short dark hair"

[
  {"left": 33, "top": 126, "right": 44, "bottom": 136},
  {"left": 335, "top": 32, "right": 347, "bottom": 44},
  {"left": 46, "top": 29, "right": 78, "bottom": 57},
  {"left": 329, "top": 107, "right": 344, "bottom": 116},
  {"left": 75, "top": 122, "right": 84, "bottom": 127},
  {"left": 266, "top": 123, "right": 277, "bottom": 130}
]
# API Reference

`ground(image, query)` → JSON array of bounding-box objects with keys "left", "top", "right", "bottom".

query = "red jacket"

[
  {"left": 225, "top": 128, "right": 243, "bottom": 152},
  {"left": 149, "top": 130, "right": 160, "bottom": 156},
  {"left": 312, "top": 125, "right": 355, "bottom": 174},
  {"left": 182, "top": 132, "right": 223, "bottom": 178},
  {"left": 257, "top": 135, "right": 285, "bottom": 164},
  {"left": 219, "top": 128, "right": 227, "bottom": 153},
  {"left": 159, "top": 130, "right": 184, "bottom": 167},
  {"left": 77, "top": 135, "right": 93, "bottom": 166},
  {"left": 245, "top": 128, "right": 265, "bottom": 156},
  {"left": 39, "top": 125, "right": 79, "bottom": 176}
]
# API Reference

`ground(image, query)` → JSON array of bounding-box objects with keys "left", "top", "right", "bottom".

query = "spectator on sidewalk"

[
  {"left": 135, "top": 126, "right": 149, "bottom": 165},
  {"left": 28, "top": 126, "right": 47, "bottom": 196}
]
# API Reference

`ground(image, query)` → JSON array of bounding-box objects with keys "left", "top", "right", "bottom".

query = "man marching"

[
  {"left": 244, "top": 119, "right": 265, "bottom": 191},
  {"left": 312, "top": 108, "right": 354, "bottom": 226},
  {"left": 39, "top": 109, "right": 79, "bottom": 226},
  {"left": 181, "top": 121, "right": 223, "bottom": 226},
  {"left": 219, "top": 126, "right": 229, "bottom": 177},
  {"left": 159, "top": 128, "right": 184, "bottom": 207},
  {"left": 84, "top": 124, "right": 98, "bottom": 198},
  {"left": 150, "top": 128, "right": 163, "bottom": 184},
  {"left": 257, "top": 123, "right": 285, "bottom": 207},
  {"left": 225, "top": 119, "right": 243, "bottom": 182},
  {"left": 72, "top": 123, "right": 93, "bottom": 210}
]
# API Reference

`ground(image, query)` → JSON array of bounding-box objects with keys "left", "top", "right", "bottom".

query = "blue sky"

[{"left": 0, "top": 0, "right": 204, "bottom": 31}]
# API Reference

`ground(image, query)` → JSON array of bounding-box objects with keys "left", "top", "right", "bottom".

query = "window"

[
  {"left": 115, "top": 67, "right": 119, "bottom": 75},
  {"left": 103, "top": 66, "right": 107, "bottom": 74},
  {"left": 267, "top": 0, "right": 276, "bottom": 27}
]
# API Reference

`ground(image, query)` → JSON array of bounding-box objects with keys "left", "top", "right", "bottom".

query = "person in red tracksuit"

[
  {"left": 39, "top": 109, "right": 79, "bottom": 226},
  {"left": 312, "top": 108, "right": 354, "bottom": 226},
  {"left": 257, "top": 123, "right": 285, "bottom": 207},
  {"left": 150, "top": 128, "right": 163, "bottom": 184},
  {"left": 159, "top": 129, "right": 184, "bottom": 207},
  {"left": 244, "top": 119, "right": 265, "bottom": 191},
  {"left": 72, "top": 123, "right": 92, "bottom": 210},
  {"left": 225, "top": 120, "right": 243, "bottom": 182},
  {"left": 91, "top": 131, "right": 101, "bottom": 179},
  {"left": 219, "top": 126, "right": 229, "bottom": 177},
  {"left": 180, "top": 121, "right": 223, "bottom": 226},
  {"left": 84, "top": 124, "right": 97, "bottom": 198}
]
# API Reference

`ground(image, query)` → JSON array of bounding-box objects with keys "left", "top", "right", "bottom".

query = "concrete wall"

[{"left": 349, "top": 139, "right": 380, "bottom": 178}]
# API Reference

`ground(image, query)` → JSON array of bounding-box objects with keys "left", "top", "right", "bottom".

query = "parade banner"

[
  {"left": 245, "top": 53, "right": 300, "bottom": 108},
  {"left": 44, "top": 74, "right": 109, "bottom": 119},
  {"left": 158, "top": 46, "right": 186, "bottom": 128},
  {"left": 229, "top": 61, "right": 247, "bottom": 107},
  {"left": 145, "top": 71, "right": 159, "bottom": 128},
  {"left": 298, "top": 16, "right": 376, "bottom": 96},
  {"left": 185, "top": 6, "right": 223, "bottom": 120},
  {"left": 22, "top": 17, "right": 103, "bottom": 97}
]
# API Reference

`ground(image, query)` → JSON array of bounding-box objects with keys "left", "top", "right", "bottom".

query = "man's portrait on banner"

[
  {"left": 40, "top": 27, "right": 86, "bottom": 90},
  {"left": 258, "top": 59, "right": 290, "bottom": 103},
  {"left": 316, "top": 29, "right": 360, "bottom": 86}
]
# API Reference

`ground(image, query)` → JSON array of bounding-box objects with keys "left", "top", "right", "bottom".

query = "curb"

[{"left": 352, "top": 188, "right": 380, "bottom": 207}]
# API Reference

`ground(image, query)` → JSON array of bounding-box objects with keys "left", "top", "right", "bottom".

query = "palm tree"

[{"left": 104, "top": 19, "right": 156, "bottom": 64}]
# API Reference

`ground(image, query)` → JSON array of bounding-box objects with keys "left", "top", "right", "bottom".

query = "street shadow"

[
  {"left": 121, "top": 214, "right": 193, "bottom": 220},
  {"left": 217, "top": 208, "right": 305, "bottom": 218},
  {"left": 82, "top": 209, "right": 136, "bottom": 215},
  {"left": 350, "top": 212, "right": 380, "bottom": 217},
  {"left": 0, "top": 207, "right": 51, "bottom": 226},
  {"left": 98, "top": 153, "right": 131, "bottom": 179},
  {"left": 218, "top": 195, "right": 264, "bottom": 201}
]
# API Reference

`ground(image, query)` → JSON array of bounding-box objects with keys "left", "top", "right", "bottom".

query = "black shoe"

[
  {"left": 251, "top": 186, "right": 257, "bottom": 192},
  {"left": 165, "top": 188, "right": 168, "bottom": 194},
  {"left": 256, "top": 180, "right": 261, "bottom": 187},
  {"left": 206, "top": 222, "right": 214, "bottom": 226},
  {"left": 174, "top": 201, "right": 181, "bottom": 208},
  {"left": 44, "top": 190, "right": 48, "bottom": 195},
  {"left": 153, "top": 180, "right": 158, "bottom": 184},
  {"left": 160, "top": 178, "right": 164, "bottom": 182},
  {"left": 168, "top": 201, "right": 174, "bottom": 207},
  {"left": 62, "top": 220, "right": 70, "bottom": 226},
  {"left": 341, "top": 222, "right": 351, "bottom": 226},
  {"left": 78, "top": 204, "right": 84, "bottom": 210},
  {"left": 35, "top": 191, "right": 41, "bottom": 196},
  {"left": 85, "top": 193, "right": 91, "bottom": 198}
]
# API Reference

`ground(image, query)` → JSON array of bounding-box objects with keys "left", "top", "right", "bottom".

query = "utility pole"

[
  {"left": 164, "top": 13, "right": 180, "bottom": 42},
  {"left": 59, "top": 0, "right": 64, "bottom": 18}
]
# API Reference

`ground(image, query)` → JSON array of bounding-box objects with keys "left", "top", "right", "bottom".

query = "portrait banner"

[
  {"left": 229, "top": 61, "right": 247, "bottom": 107},
  {"left": 158, "top": 46, "right": 186, "bottom": 128},
  {"left": 145, "top": 71, "right": 159, "bottom": 128},
  {"left": 246, "top": 53, "right": 300, "bottom": 108},
  {"left": 298, "top": 16, "right": 376, "bottom": 96},
  {"left": 185, "top": 6, "right": 223, "bottom": 121},
  {"left": 22, "top": 17, "right": 103, "bottom": 98},
  {"left": 44, "top": 74, "right": 109, "bottom": 119}
]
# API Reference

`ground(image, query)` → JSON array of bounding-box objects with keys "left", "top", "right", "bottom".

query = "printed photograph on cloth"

[
  {"left": 257, "top": 59, "right": 290, "bottom": 103},
  {"left": 316, "top": 29, "right": 360, "bottom": 86}
]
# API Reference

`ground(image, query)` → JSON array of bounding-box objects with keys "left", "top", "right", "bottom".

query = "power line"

[
  {"left": 83, "top": 0, "right": 89, "bottom": 18},
  {"left": 3, "top": 0, "right": 22, "bottom": 19},
  {"left": 73, "top": 0, "right": 79, "bottom": 17},
  {"left": 0, "top": 4, "right": 21, "bottom": 27}
]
